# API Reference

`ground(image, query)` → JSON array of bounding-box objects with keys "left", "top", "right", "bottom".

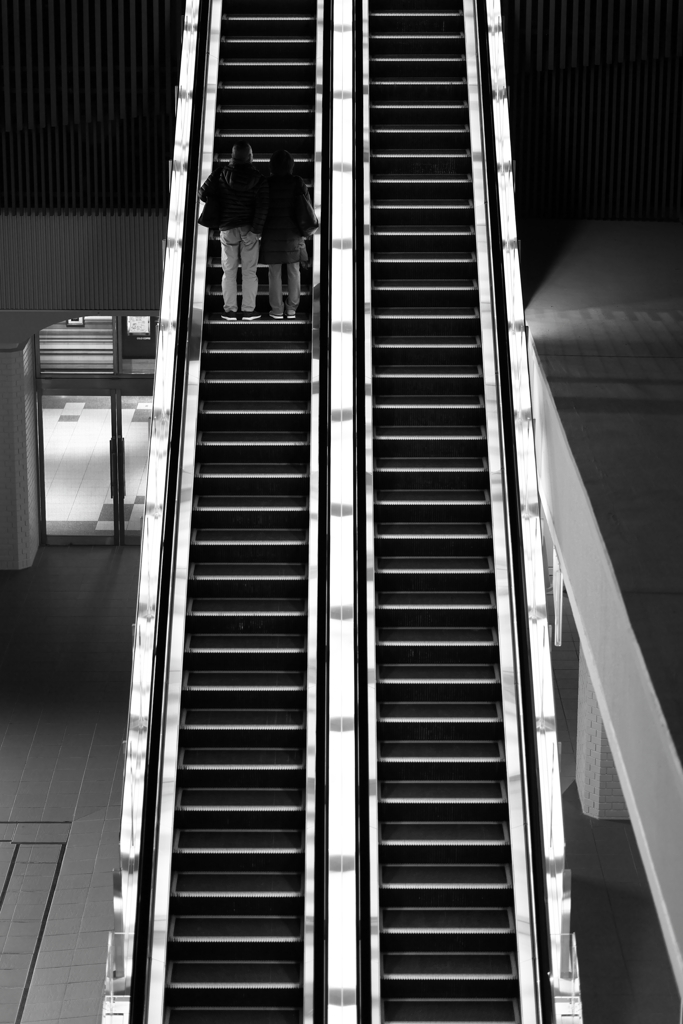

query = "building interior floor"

[
  {"left": 0, "top": 546, "right": 678, "bottom": 1022},
  {"left": 0, "top": 547, "right": 139, "bottom": 1024}
]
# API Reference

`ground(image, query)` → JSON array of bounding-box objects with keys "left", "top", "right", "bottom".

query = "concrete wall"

[{"left": 575, "top": 646, "right": 629, "bottom": 819}]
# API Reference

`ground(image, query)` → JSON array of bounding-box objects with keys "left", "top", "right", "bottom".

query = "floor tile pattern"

[
  {"left": 0, "top": 548, "right": 139, "bottom": 1023},
  {"left": 0, "top": 843, "right": 64, "bottom": 1024}
]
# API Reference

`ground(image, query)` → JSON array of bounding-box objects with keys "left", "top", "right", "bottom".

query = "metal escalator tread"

[
  {"left": 368, "top": 2, "right": 520, "bottom": 1021},
  {"left": 164, "top": 3, "right": 316, "bottom": 1022}
]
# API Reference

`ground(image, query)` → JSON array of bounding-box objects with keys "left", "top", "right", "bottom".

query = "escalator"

[
  {"left": 158, "top": 2, "right": 321, "bottom": 1021},
  {"left": 115, "top": 2, "right": 566, "bottom": 1021},
  {"left": 361, "top": 1, "right": 533, "bottom": 1020}
]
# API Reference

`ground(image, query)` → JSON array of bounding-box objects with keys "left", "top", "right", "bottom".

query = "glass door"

[
  {"left": 40, "top": 392, "right": 151, "bottom": 545},
  {"left": 41, "top": 394, "right": 118, "bottom": 541},
  {"left": 118, "top": 396, "right": 152, "bottom": 541}
]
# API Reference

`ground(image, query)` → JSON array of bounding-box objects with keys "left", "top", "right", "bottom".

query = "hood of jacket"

[{"left": 222, "top": 162, "right": 263, "bottom": 193}]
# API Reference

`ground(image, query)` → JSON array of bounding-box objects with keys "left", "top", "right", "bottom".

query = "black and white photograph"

[{"left": 0, "top": 2, "right": 681, "bottom": 1023}]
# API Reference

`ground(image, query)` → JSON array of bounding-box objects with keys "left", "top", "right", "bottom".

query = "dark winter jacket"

[
  {"left": 198, "top": 162, "right": 269, "bottom": 234},
  {"left": 259, "top": 174, "right": 309, "bottom": 265}
]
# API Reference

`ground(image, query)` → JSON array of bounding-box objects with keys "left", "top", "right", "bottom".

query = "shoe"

[
  {"left": 241, "top": 311, "right": 262, "bottom": 321},
  {"left": 285, "top": 309, "right": 296, "bottom": 319},
  {"left": 269, "top": 311, "right": 284, "bottom": 319},
  {"left": 221, "top": 310, "right": 239, "bottom": 321}
]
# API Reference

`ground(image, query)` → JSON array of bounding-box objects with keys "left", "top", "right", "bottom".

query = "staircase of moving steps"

[
  {"left": 367, "top": 1, "right": 521, "bottom": 1021},
  {"left": 163, "top": 3, "right": 317, "bottom": 1022}
]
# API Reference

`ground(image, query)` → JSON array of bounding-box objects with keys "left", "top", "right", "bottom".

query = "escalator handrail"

[
  {"left": 135, "top": 2, "right": 223, "bottom": 1021},
  {"left": 474, "top": 0, "right": 579, "bottom": 1019},
  {"left": 302, "top": 0, "right": 327, "bottom": 1019},
  {"left": 108, "top": 3, "right": 209, "bottom": 1018},
  {"left": 327, "top": 0, "right": 361, "bottom": 1019},
  {"left": 462, "top": 0, "right": 544, "bottom": 1017}
]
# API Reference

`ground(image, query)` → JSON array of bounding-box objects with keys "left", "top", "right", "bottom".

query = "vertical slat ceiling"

[
  {"left": 509, "top": 58, "right": 683, "bottom": 219},
  {"left": 1, "top": 116, "right": 176, "bottom": 212},
  {"left": 502, "top": 0, "right": 683, "bottom": 220},
  {"left": 0, "top": 0, "right": 182, "bottom": 131},
  {"left": 0, "top": 0, "right": 184, "bottom": 213},
  {"left": 503, "top": 0, "right": 683, "bottom": 73}
]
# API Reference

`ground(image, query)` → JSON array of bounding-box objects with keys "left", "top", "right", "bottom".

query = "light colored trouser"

[
  {"left": 268, "top": 262, "right": 301, "bottom": 316},
  {"left": 220, "top": 226, "right": 260, "bottom": 312}
]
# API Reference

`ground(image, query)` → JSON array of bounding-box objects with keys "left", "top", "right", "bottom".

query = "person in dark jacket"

[
  {"left": 259, "top": 150, "right": 310, "bottom": 320},
  {"left": 198, "top": 140, "right": 269, "bottom": 321}
]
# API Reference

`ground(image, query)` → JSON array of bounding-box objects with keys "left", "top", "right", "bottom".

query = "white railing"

[
  {"left": 555, "top": 931, "right": 583, "bottom": 1022},
  {"left": 483, "top": 1, "right": 582, "bottom": 1019},
  {"left": 327, "top": 1, "right": 360, "bottom": 1022},
  {"left": 102, "top": 1, "right": 202, "bottom": 1018},
  {"left": 102, "top": 931, "right": 128, "bottom": 1024}
]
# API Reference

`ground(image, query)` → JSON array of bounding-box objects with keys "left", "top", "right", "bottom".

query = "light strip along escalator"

[
  {"left": 162, "top": 2, "right": 321, "bottom": 1021},
  {"left": 362, "top": 1, "right": 538, "bottom": 1021}
]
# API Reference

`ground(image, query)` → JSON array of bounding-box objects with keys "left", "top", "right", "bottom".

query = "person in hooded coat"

[
  {"left": 198, "top": 140, "right": 269, "bottom": 320},
  {"left": 259, "top": 150, "right": 310, "bottom": 319}
]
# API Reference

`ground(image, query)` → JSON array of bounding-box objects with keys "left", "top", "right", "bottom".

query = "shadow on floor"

[
  {"left": 563, "top": 783, "right": 680, "bottom": 1023},
  {"left": 0, "top": 545, "right": 139, "bottom": 1024},
  {"left": 518, "top": 219, "right": 581, "bottom": 306}
]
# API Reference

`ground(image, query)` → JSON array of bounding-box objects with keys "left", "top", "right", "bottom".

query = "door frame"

[{"left": 36, "top": 377, "right": 154, "bottom": 546}]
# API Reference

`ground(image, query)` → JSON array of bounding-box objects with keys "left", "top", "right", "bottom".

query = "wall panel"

[
  {"left": 503, "top": 0, "right": 683, "bottom": 73},
  {"left": 0, "top": 213, "right": 166, "bottom": 311}
]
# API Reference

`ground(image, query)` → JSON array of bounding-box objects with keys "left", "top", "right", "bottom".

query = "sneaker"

[
  {"left": 285, "top": 309, "right": 297, "bottom": 319},
  {"left": 221, "top": 310, "right": 239, "bottom": 321},
  {"left": 241, "top": 310, "right": 262, "bottom": 321},
  {"left": 269, "top": 311, "right": 284, "bottom": 319}
]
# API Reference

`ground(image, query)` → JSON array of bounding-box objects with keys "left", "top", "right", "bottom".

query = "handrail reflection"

[
  {"left": 463, "top": 0, "right": 542, "bottom": 1017},
  {"left": 143, "top": 1, "right": 222, "bottom": 1019},
  {"left": 483, "top": 2, "right": 583, "bottom": 1019},
  {"left": 327, "top": 0, "right": 359, "bottom": 1021},
  {"left": 103, "top": 3, "right": 202, "bottom": 1020},
  {"left": 302, "top": 0, "right": 326, "bottom": 1019}
]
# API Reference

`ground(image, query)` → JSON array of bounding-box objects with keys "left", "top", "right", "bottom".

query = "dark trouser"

[{"left": 268, "top": 262, "right": 301, "bottom": 316}]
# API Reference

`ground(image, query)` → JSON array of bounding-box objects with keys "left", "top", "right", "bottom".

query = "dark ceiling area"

[
  {"left": 501, "top": 0, "right": 683, "bottom": 220},
  {"left": 0, "top": 0, "right": 185, "bottom": 212},
  {"left": 1, "top": 1, "right": 681, "bottom": 221}
]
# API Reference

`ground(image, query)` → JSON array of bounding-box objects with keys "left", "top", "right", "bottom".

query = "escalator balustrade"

[
  {"left": 367, "top": 2, "right": 521, "bottom": 1021},
  {"left": 163, "top": 3, "right": 317, "bottom": 1021}
]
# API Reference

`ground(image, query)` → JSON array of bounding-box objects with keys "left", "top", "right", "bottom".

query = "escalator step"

[
  {"left": 164, "top": 1, "right": 318, "bottom": 1018},
  {"left": 367, "top": 2, "right": 520, "bottom": 1017}
]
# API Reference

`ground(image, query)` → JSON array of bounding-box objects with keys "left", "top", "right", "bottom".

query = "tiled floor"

[
  {"left": 42, "top": 397, "right": 150, "bottom": 537},
  {"left": 551, "top": 594, "right": 681, "bottom": 1023},
  {"left": 0, "top": 548, "right": 139, "bottom": 1024}
]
